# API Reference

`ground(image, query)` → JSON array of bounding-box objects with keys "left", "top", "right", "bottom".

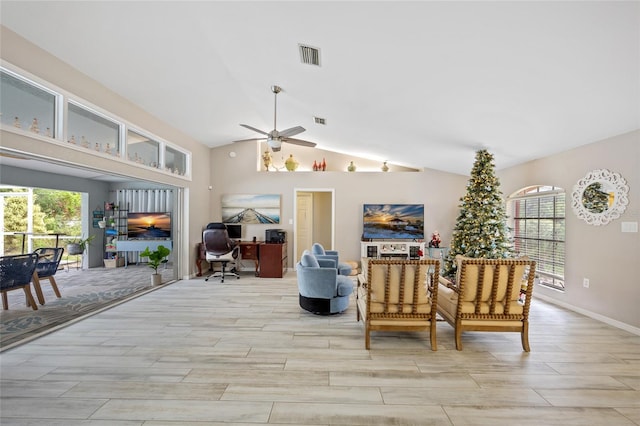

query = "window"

[
  {"left": 127, "top": 129, "right": 160, "bottom": 168},
  {"left": 1, "top": 68, "right": 57, "bottom": 137},
  {"left": 1, "top": 64, "right": 191, "bottom": 179},
  {"left": 67, "top": 101, "right": 121, "bottom": 155},
  {"left": 165, "top": 145, "right": 187, "bottom": 176},
  {"left": 509, "top": 186, "right": 565, "bottom": 291}
]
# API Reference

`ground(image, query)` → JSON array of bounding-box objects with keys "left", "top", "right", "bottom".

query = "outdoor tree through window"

[{"left": 1, "top": 186, "right": 81, "bottom": 255}]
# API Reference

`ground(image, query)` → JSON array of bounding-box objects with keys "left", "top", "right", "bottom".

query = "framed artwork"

[{"left": 221, "top": 194, "right": 281, "bottom": 224}]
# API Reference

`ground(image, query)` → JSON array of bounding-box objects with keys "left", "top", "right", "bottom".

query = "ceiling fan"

[{"left": 236, "top": 85, "right": 317, "bottom": 152}]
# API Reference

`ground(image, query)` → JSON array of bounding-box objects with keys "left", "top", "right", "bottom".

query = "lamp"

[{"left": 267, "top": 137, "right": 282, "bottom": 152}]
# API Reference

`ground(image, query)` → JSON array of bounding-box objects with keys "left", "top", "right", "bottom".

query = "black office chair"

[{"left": 203, "top": 223, "right": 240, "bottom": 283}]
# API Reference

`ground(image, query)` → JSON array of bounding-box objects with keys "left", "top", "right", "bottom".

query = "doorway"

[{"left": 293, "top": 188, "right": 335, "bottom": 263}]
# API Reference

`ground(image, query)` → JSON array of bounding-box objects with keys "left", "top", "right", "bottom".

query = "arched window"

[{"left": 508, "top": 186, "right": 565, "bottom": 291}]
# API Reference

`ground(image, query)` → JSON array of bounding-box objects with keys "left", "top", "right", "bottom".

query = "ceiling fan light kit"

[{"left": 237, "top": 85, "right": 317, "bottom": 153}]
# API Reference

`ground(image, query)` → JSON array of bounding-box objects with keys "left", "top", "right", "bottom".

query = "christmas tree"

[{"left": 443, "top": 149, "right": 514, "bottom": 277}]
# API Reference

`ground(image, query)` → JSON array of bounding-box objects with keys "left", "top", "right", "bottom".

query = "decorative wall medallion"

[{"left": 571, "top": 169, "right": 629, "bottom": 226}]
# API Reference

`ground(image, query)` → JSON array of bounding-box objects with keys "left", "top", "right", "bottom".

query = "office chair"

[{"left": 203, "top": 223, "right": 240, "bottom": 283}]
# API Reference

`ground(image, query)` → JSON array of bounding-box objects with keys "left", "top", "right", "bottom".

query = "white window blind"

[{"left": 510, "top": 187, "right": 565, "bottom": 290}]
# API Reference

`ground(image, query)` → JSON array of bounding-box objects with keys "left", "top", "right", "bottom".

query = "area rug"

[{"left": 0, "top": 265, "right": 174, "bottom": 350}]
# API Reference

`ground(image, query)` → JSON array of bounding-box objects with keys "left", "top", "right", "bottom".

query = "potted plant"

[
  {"left": 66, "top": 234, "right": 95, "bottom": 256},
  {"left": 140, "top": 245, "right": 171, "bottom": 285}
]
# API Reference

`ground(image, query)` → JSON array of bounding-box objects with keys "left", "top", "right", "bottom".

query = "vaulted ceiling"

[{"left": 2, "top": 1, "right": 638, "bottom": 175}]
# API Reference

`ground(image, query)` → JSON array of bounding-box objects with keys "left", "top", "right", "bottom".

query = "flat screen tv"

[
  {"left": 127, "top": 212, "right": 171, "bottom": 239},
  {"left": 225, "top": 224, "right": 242, "bottom": 239},
  {"left": 363, "top": 204, "right": 424, "bottom": 240}
]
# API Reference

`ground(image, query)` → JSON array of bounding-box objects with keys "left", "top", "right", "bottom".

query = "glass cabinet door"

[
  {"left": 3, "top": 66, "right": 191, "bottom": 179},
  {"left": 1, "top": 69, "right": 57, "bottom": 138},
  {"left": 165, "top": 145, "right": 187, "bottom": 175},
  {"left": 67, "top": 102, "right": 120, "bottom": 156},
  {"left": 127, "top": 129, "right": 160, "bottom": 168}
]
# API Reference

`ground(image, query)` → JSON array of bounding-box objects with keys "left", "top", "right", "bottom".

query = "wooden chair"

[
  {"left": 32, "top": 247, "right": 64, "bottom": 305},
  {"left": 0, "top": 253, "right": 40, "bottom": 311},
  {"left": 356, "top": 258, "right": 440, "bottom": 350},
  {"left": 437, "top": 256, "right": 536, "bottom": 351}
]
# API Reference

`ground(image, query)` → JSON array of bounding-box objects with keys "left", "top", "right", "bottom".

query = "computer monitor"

[{"left": 226, "top": 224, "right": 242, "bottom": 240}]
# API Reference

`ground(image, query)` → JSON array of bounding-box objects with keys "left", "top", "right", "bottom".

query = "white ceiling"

[{"left": 1, "top": 1, "right": 638, "bottom": 176}]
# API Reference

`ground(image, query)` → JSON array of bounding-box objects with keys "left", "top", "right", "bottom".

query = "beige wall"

[
  {"left": 498, "top": 130, "right": 640, "bottom": 329},
  {"left": 210, "top": 141, "right": 468, "bottom": 265}
]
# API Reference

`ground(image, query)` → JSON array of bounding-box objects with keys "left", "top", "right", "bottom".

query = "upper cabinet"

[
  {"left": 127, "top": 129, "right": 160, "bottom": 167},
  {"left": 165, "top": 145, "right": 188, "bottom": 175},
  {"left": 68, "top": 101, "right": 121, "bottom": 155},
  {"left": 0, "top": 64, "right": 191, "bottom": 180},
  {"left": 1, "top": 68, "right": 58, "bottom": 138}
]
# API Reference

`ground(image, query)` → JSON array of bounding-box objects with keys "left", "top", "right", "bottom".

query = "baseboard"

[{"left": 534, "top": 293, "right": 640, "bottom": 336}]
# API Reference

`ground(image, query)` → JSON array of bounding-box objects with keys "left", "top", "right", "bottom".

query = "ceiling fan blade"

[
  {"left": 233, "top": 137, "right": 266, "bottom": 144},
  {"left": 283, "top": 137, "right": 317, "bottom": 148},
  {"left": 240, "top": 124, "right": 269, "bottom": 136},
  {"left": 278, "top": 126, "right": 306, "bottom": 138},
  {"left": 242, "top": 86, "right": 313, "bottom": 152}
]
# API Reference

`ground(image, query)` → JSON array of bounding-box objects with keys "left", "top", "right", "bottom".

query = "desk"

[
  {"left": 116, "top": 240, "right": 172, "bottom": 267},
  {"left": 196, "top": 241, "right": 263, "bottom": 277},
  {"left": 259, "top": 242, "right": 287, "bottom": 278},
  {"left": 239, "top": 241, "right": 261, "bottom": 276}
]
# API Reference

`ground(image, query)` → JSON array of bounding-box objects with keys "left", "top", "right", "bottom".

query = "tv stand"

[{"left": 361, "top": 241, "right": 424, "bottom": 260}]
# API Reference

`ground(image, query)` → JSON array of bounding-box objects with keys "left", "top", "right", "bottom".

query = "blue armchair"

[
  {"left": 296, "top": 252, "right": 353, "bottom": 315},
  {"left": 311, "top": 243, "right": 352, "bottom": 276}
]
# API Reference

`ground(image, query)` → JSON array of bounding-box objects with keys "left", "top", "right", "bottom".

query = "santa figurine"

[{"left": 429, "top": 230, "right": 441, "bottom": 248}]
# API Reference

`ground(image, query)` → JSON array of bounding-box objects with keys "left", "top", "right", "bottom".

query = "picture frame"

[{"left": 221, "top": 194, "right": 281, "bottom": 224}]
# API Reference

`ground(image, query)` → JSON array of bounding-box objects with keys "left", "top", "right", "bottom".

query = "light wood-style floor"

[{"left": 1, "top": 272, "right": 639, "bottom": 425}]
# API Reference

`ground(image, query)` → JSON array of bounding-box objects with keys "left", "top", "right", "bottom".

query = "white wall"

[{"left": 498, "top": 130, "right": 640, "bottom": 329}]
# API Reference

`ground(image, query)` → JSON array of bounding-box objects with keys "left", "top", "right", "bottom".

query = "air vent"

[
  {"left": 299, "top": 44, "right": 321, "bottom": 66},
  {"left": 313, "top": 116, "right": 326, "bottom": 125}
]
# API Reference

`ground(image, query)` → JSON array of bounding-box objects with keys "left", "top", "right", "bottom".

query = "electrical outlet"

[{"left": 583, "top": 278, "right": 590, "bottom": 288}]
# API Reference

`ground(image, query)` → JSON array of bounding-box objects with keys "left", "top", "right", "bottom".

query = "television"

[
  {"left": 362, "top": 204, "right": 424, "bottom": 240},
  {"left": 127, "top": 212, "right": 171, "bottom": 239},
  {"left": 226, "top": 224, "right": 242, "bottom": 239}
]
